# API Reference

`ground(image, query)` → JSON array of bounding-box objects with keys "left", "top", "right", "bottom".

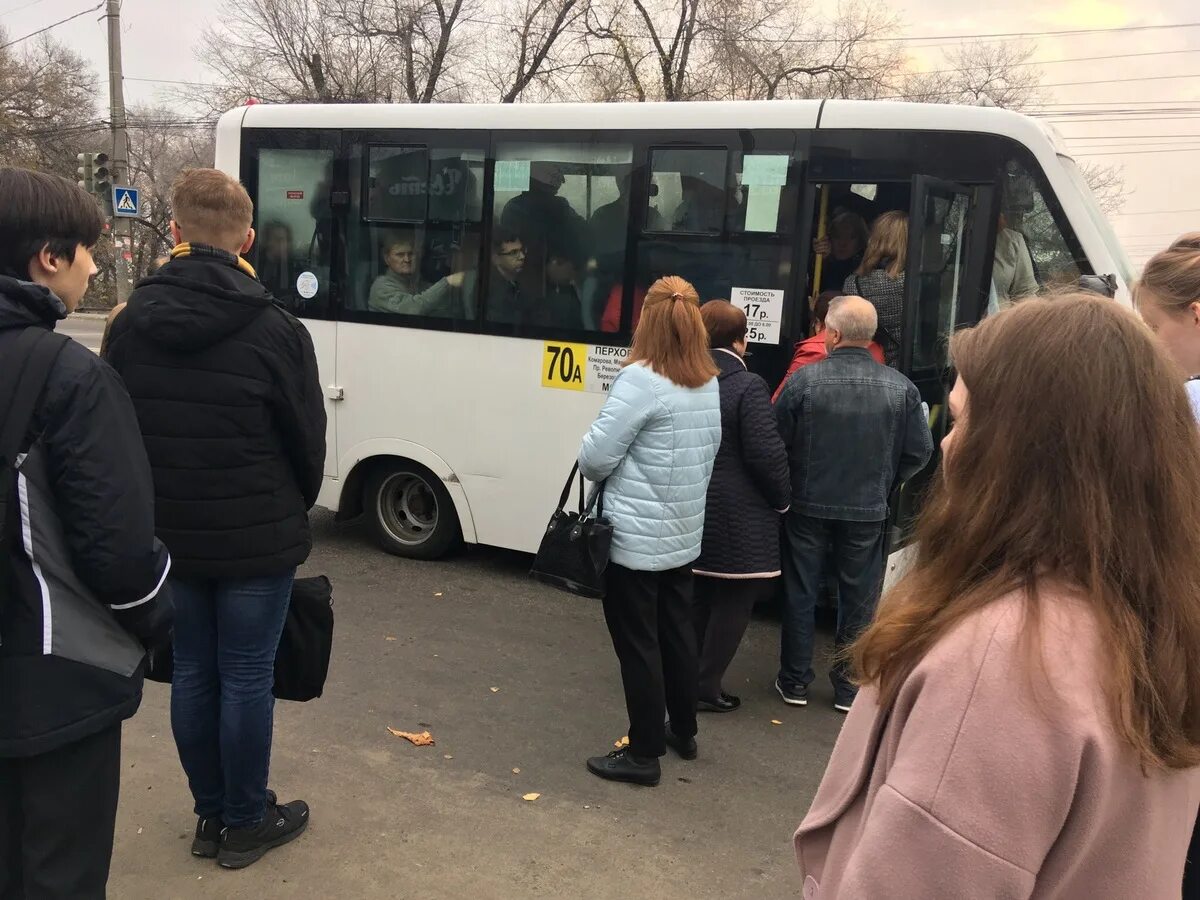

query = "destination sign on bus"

[{"left": 541, "top": 342, "right": 630, "bottom": 394}]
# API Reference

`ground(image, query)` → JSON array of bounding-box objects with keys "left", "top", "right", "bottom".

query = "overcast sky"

[{"left": 4, "top": 0, "right": 1196, "bottom": 269}]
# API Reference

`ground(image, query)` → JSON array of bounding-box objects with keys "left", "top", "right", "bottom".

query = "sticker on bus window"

[
  {"left": 542, "top": 342, "right": 630, "bottom": 393},
  {"left": 731, "top": 287, "right": 784, "bottom": 344},
  {"left": 495, "top": 160, "right": 531, "bottom": 193},
  {"left": 744, "top": 185, "right": 782, "bottom": 232},
  {"left": 740, "top": 155, "right": 788, "bottom": 187},
  {"left": 296, "top": 271, "right": 319, "bottom": 299}
]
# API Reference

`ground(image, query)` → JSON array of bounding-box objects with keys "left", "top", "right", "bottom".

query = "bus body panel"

[
  {"left": 215, "top": 100, "right": 1133, "bottom": 557},
  {"left": 333, "top": 323, "right": 604, "bottom": 552}
]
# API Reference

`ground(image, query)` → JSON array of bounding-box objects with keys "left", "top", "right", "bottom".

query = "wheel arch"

[{"left": 334, "top": 440, "right": 477, "bottom": 544}]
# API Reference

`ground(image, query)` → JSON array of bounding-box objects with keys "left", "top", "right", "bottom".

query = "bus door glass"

[
  {"left": 242, "top": 129, "right": 341, "bottom": 478},
  {"left": 891, "top": 175, "right": 979, "bottom": 545}
]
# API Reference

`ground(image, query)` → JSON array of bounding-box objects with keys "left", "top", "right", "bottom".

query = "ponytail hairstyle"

[
  {"left": 625, "top": 275, "right": 719, "bottom": 388},
  {"left": 1135, "top": 233, "right": 1200, "bottom": 314}
]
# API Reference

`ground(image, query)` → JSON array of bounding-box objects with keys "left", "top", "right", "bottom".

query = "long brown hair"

[
  {"left": 1136, "top": 232, "right": 1200, "bottom": 312},
  {"left": 626, "top": 275, "right": 718, "bottom": 388},
  {"left": 856, "top": 210, "right": 908, "bottom": 279},
  {"left": 852, "top": 295, "right": 1200, "bottom": 769}
]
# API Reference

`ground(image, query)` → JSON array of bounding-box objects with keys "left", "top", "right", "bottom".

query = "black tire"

[{"left": 364, "top": 463, "right": 461, "bottom": 560}]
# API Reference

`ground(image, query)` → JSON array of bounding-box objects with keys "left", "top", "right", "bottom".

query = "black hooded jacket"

[
  {"left": 105, "top": 247, "right": 326, "bottom": 579},
  {"left": 0, "top": 275, "right": 172, "bottom": 757}
]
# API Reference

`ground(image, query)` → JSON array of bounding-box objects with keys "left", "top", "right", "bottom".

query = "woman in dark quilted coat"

[{"left": 692, "top": 301, "right": 791, "bottom": 712}]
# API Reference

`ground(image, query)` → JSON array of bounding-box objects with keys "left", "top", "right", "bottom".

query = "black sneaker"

[
  {"left": 191, "top": 790, "right": 277, "bottom": 858},
  {"left": 586, "top": 749, "right": 661, "bottom": 786},
  {"left": 217, "top": 797, "right": 309, "bottom": 869},
  {"left": 833, "top": 694, "right": 856, "bottom": 714},
  {"left": 775, "top": 679, "right": 809, "bottom": 707},
  {"left": 664, "top": 729, "right": 698, "bottom": 760}
]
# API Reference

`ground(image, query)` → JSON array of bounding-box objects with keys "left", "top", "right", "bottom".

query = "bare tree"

[
  {"left": 898, "top": 41, "right": 1043, "bottom": 110},
  {"left": 197, "top": 0, "right": 406, "bottom": 110},
  {"left": 334, "top": 0, "right": 475, "bottom": 102},
  {"left": 1077, "top": 160, "right": 1127, "bottom": 215},
  {"left": 707, "top": 0, "right": 903, "bottom": 101},
  {"left": 0, "top": 31, "right": 99, "bottom": 171},
  {"left": 485, "top": 0, "right": 588, "bottom": 102},
  {"left": 584, "top": 0, "right": 709, "bottom": 101}
]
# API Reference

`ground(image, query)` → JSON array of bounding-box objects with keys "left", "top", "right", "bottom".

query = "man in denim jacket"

[{"left": 773, "top": 295, "right": 932, "bottom": 712}]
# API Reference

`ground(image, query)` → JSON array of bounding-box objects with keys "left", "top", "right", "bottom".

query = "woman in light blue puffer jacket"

[{"left": 578, "top": 275, "right": 722, "bottom": 787}]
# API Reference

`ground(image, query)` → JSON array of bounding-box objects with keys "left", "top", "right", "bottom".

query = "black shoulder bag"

[
  {"left": 530, "top": 463, "right": 612, "bottom": 599},
  {"left": 146, "top": 574, "right": 334, "bottom": 701}
]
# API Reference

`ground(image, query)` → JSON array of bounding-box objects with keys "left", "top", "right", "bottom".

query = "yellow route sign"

[{"left": 541, "top": 341, "right": 587, "bottom": 391}]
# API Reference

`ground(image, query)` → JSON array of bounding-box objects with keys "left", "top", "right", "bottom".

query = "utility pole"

[{"left": 106, "top": 0, "right": 133, "bottom": 305}]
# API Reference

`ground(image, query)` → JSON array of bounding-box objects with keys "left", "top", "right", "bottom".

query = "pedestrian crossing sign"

[{"left": 112, "top": 186, "right": 140, "bottom": 218}]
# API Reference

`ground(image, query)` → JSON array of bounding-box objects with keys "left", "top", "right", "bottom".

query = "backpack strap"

[
  {"left": 1, "top": 328, "right": 69, "bottom": 466},
  {"left": 1, "top": 328, "right": 70, "bottom": 582}
]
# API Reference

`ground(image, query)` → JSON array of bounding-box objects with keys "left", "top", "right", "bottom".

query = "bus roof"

[{"left": 221, "top": 98, "right": 1064, "bottom": 158}]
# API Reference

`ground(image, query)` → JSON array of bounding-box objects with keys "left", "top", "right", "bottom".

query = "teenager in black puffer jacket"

[{"left": 692, "top": 301, "right": 790, "bottom": 712}]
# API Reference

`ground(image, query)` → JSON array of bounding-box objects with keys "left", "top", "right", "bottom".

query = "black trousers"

[
  {"left": 0, "top": 724, "right": 122, "bottom": 900},
  {"left": 602, "top": 563, "right": 699, "bottom": 759},
  {"left": 693, "top": 576, "right": 775, "bottom": 701}
]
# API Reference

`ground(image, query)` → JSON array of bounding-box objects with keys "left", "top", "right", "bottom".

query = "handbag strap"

[{"left": 556, "top": 462, "right": 581, "bottom": 513}]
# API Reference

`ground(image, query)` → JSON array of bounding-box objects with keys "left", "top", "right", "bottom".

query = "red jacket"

[
  {"left": 601, "top": 285, "right": 646, "bottom": 333},
  {"left": 772, "top": 333, "right": 885, "bottom": 402}
]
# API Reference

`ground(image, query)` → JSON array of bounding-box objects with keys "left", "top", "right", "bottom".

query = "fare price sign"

[
  {"left": 731, "top": 287, "right": 785, "bottom": 344},
  {"left": 542, "top": 342, "right": 630, "bottom": 394}
]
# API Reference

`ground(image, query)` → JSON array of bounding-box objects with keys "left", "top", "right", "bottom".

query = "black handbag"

[
  {"left": 146, "top": 575, "right": 334, "bottom": 702},
  {"left": 530, "top": 463, "right": 613, "bottom": 599}
]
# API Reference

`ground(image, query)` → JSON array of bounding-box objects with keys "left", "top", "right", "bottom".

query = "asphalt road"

[
  {"left": 108, "top": 511, "right": 846, "bottom": 899},
  {"left": 58, "top": 312, "right": 107, "bottom": 354}
]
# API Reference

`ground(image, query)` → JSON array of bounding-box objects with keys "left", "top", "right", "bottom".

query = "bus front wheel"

[{"left": 365, "top": 464, "right": 461, "bottom": 560}]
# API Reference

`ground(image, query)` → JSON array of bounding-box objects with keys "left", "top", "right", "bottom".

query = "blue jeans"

[
  {"left": 169, "top": 572, "right": 294, "bottom": 828},
  {"left": 778, "top": 512, "right": 885, "bottom": 701}
]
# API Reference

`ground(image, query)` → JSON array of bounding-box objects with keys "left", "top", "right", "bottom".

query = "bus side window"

[
  {"left": 989, "top": 159, "right": 1087, "bottom": 311},
  {"left": 347, "top": 142, "right": 484, "bottom": 320},
  {"left": 252, "top": 148, "right": 336, "bottom": 316},
  {"left": 489, "top": 140, "right": 633, "bottom": 332}
]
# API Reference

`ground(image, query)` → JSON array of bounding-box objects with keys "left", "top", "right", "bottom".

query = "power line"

[
  {"left": 0, "top": 0, "right": 103, "bottom": 50},
  {"left": 0, "top": 0, "right": 53, "bottom": 15}
]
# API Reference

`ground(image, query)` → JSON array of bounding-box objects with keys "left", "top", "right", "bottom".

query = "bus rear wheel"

[{"left": 365, "top": 464, "right": 461, "bottom": 560}]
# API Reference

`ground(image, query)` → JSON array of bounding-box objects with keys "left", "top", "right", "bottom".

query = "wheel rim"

[{"left": 377, "top": 472, "right": 439, "bottom": 546}]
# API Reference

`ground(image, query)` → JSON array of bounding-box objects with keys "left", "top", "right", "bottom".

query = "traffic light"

[
  {"left": 75, "top": 152, "right": 114, "bottom": 215},
  {"left": 93, "top": 153, "right": 113, "bottom": 215},
  {"left": 76, "top": 152, "right": 95, "bottom": 193}
]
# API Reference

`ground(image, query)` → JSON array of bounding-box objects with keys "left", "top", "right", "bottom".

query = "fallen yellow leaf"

[
  {"left": 614, "top": 735, "right": 630, "bottom": 749},
  {"left": 434, "top": 592, "right": 443, "bottom": 597},
  {"left": 522, "top": 793, "right": 540, "bottom": 802},
  {"left": 387, "top": 727, "right": 435, "bottom": 746},
  {"left": 771, "top": 719, "right": 783, "bottom": 726},
  {"left": 512, "top": 767, "right": 521, "bottom": 774},
  {"left": 385, "top": 636, "right": 397, "bottom": 641},
  {"left": 443, "top": 754, "right": 454, "bottom": 760},
  {"left": 490, "top": 687, "right": 500, "bottom": 693}
]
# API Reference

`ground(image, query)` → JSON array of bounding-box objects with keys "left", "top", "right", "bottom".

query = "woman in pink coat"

[{"left": 794, "top": 295, "right": 1200, "bottom": 898}]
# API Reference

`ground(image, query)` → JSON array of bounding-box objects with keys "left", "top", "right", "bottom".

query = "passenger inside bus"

[
  {"left": 812, "top": 211, "right": 868, "bottom": 294},
  {"left": 990, "top": 211, "right": 1039, "bottom": 309},
  {"left": 368, "top": 229, "right": 466, "bottom": 316},
  {"left": 257, "top": 221, "right": 300, "bottom": 309},
  {"left": 499, "top": 162, "right": 589, "bottom": 295},
  {"left": 484, "top": 227, "right": 529, "bottom": 325},
  {"left": 845, "top": 211, "right": 908, "bottom": 366},
  {"left": 540, "top": 245, "right": 585, "bottom": 330}
]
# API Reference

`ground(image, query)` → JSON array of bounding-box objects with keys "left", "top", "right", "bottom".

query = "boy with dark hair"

[
  {"left": 104, "top": 168, "right": 325, "bottom": 870},
  {"left": 0, "top": 167, "right": 174, "bottom": 897}
]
